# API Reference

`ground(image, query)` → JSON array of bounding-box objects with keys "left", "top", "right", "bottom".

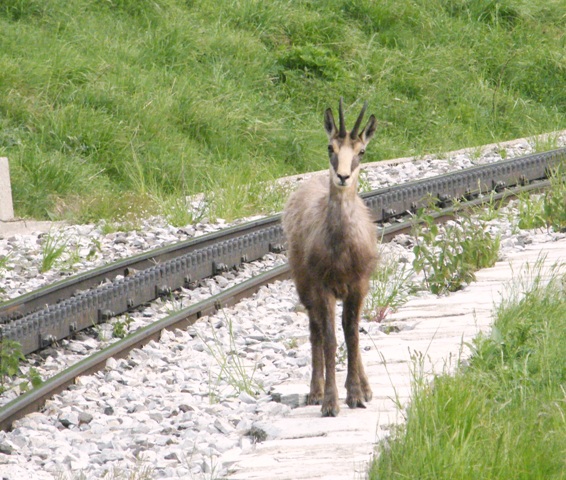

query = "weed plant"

[
  {"left": 412, "top": 210, "right": 500, "bottom": 294},
  {"left": 112, "top": 314, "right": 134, "bottom": 339},
  {"left": 517, "top": 192, "right": 546, "bottom": 230},
  {"left": 40, "top": 231, "right": 69, "bottom": 273},
  {"left": 369, "top": 261, "right": 566, "bottom": 480},
  {"left": 0, "top": 0, "right": 565, "bottom": 223},
  {"left": 55, "top": 464, "right": 154, "bottom": 480},
  {"left": 0, "top": 254, "right": 10, "bottom": 271},
  {"left": 364, "top": 258, "right": 415, "bottom": 322},
  {"left": 199, "top": 313, "right": 263, "bottom": 402},
  {"left": 0, "top": 254, "right": 11, "bottom": 299},
  {"left": 0, "top": 339, "right": 24, "bottom": 393},
  {"left": 542, "top": 163, "right": 566, "bottom": 232},
  {"left": 0, "top": 339, "right": 42, "bottom": 395},
  {"left": 516, "top": 161, "right": 566, "bottom": 232}
]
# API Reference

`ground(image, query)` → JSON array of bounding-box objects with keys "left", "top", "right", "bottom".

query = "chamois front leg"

[
  {"left": 307, "top": 311, "right": 324, "bottom": 406},
  {"left": 342, "top": 291, "right": 372, "bottom": 408},
  {"left": 321, "top": 301, "right": 339, "bottom": 417},
  {"left": 307, "top": 293, "right": 339, "bottom": 416}
]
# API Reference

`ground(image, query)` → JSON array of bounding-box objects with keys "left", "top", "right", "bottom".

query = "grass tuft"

[
  {"left": 40, "top": 231, "right": 69, "bottom": 273},
  {"left": 516, "top": 160, "right": 566, "bottom": 232}
]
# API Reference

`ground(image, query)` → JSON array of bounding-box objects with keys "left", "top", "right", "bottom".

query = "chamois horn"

[
  {"left": 351, "top": 101, "right": 368, "bottom": 139},
  {"left": 338, "top": 97, "right": 347, "bottom": 138}
]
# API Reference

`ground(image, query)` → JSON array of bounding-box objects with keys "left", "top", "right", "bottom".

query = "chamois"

[{"left": 283, "top": 99, "right": 378, "bottom": 417}]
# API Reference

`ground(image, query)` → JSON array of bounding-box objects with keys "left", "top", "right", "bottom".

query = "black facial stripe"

[
  {"left": 330, "top": 154, "right": 338, "bottom": 171},
  {"left": 352, "top": 156, "right": 360, "bottom": 171}
]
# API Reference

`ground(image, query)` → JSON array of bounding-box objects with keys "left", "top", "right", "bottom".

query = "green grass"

[
  {"left": 369, "top": 260, "right": 566, "bottom": 479},
  {"left": 516, "top": 160, "right": 566, "bottom": 231},
  {"left": 39, "top": 230, "right": 69, "bottom": 272},
  {"left": 1, "top": 0, "right": 565, "bottom": 223}
]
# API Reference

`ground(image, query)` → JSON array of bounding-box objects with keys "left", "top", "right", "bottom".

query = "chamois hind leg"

[
  {"left": 307, "top": 291, "right": 339, "bottom": 416},
  {"left": 342, "top": 291, "right": 372, "bottom": 408}
]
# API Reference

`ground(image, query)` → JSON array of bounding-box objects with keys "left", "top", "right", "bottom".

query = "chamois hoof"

[
  {"left": 321, "top": 401, "right": 340, "bottom": 417},
  {"left": 362, "top": 386, "right": 373, "bottom": 403},
  {"left": 346, "top": 391, "right": 368, "bottom": 409},
  {"left": 346, "top": 398, "right": 367, "bottom": 409},
  {"left": 307, "top": 392, "right": 323, "bottom": 406}
]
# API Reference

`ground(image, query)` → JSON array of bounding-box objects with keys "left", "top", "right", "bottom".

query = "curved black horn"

[
  {"left": 351, "top": 101, "right": 368, "bottom": 139},
  {"left": 338, "top": 97, "right": 347, "bottom": 138}
]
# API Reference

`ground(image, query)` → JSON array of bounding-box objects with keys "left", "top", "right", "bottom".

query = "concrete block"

[{"left": 0, "top": 157, "right": 15, "bottom": 221}]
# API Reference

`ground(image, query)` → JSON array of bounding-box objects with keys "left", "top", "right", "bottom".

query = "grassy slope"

[
  {"left": 0, "top": 0, "right": 565, "bottom": 222},
  {"left": 370, "top": 265, "right": 566, "bottom": 479}
]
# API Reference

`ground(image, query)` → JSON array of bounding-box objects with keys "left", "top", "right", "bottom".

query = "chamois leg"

[
  {"left": 307, "top": 310, "right": 324, "bottom": 406},
  {"left": 321, "top": 299, "right": 339, "bottom": 417},
  {"left": 307, "top": 292, "right": 339, "bottom": 416},
  {"left": 342, "top": 291, "right": 372, "bottom": 408}
]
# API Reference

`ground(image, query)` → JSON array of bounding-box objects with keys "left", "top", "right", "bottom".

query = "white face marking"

[
  {"left": 335, "top": 146, "right": 354, "bottom": 187},
  {"left": 329, "top": 142, "right": 363, "bottom": 188}
]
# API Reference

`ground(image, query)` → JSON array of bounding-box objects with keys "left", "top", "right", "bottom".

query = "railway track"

[{"left": 0, "top": 147, "right": 565, "bottom": 431}]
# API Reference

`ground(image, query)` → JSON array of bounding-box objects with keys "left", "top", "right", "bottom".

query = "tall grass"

[
  {"left": 369, "top": 261, "right": 566, "bottom": 479},
  {"left": 1, "top": 0, "right": 565, "bottom": 222}
]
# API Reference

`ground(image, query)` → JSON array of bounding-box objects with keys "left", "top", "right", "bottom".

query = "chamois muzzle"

[{"left": 337, "top": 174, "right": 350, "bottom": 186}]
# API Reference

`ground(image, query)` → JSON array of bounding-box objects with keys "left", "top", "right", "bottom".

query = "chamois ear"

[
  {"left": 324, "top": 108, "right": 337, "bottom": 139},
  {"left": 360, "top": 114, "right": 377, "bottom": 144}
]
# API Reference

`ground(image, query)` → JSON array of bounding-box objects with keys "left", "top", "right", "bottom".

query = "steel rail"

[
  {"left": 0, "top": 178, "right": 554, "bottom": 432},
  {"left": 0, "top": 215, "right": 285, "bottom": 321},
  {"left": 1, "top": 147, "right": 565, "bottom": 356}
]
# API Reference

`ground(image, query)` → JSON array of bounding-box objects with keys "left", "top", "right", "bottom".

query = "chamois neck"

[
  {"left": 327, "top": 178, "right": 360, "bottom": 236},
  {"left": 328, "top": 176, "right": 359, "bottom": 202}
]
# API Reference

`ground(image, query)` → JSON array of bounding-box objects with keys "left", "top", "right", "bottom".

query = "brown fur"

[{"left": 282, "top": 100, "right": 378, "bottom": 416}]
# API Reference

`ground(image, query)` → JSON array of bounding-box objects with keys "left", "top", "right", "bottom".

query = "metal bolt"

[
  {"left": 269, "top": 244, "right": 284, "bottom": 254},
  {"left": 98, "top": 309, "right": 114, "bottom": 322},
  {"left": 213, "top": 262, "right": 228, "bottom": 274},
  {"left": 156, "top": 285, "right": 171, "bottom": 297}
]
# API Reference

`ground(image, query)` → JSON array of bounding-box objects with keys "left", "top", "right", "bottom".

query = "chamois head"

[{"left": 324, "top": 98, "right": 377, "bottom": 189}]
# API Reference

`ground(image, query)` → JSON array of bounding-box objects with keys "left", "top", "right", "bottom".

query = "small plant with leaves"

[
  {"left": 0, "top": 254, "right": 10, "bottom": 272},
  {"left": 0, "top": 255, "right": 11, "bottom": 300},
  {"left": 86, "top": 238, "right": 103, "bottom": 261},
  {"left": 64, "top": 244, "right": 82, "bottom": 271},
  {"left": 476, "top": 190, "right": 505, "bottom": 222},
  {"left": 364, "top": 258, "right": 415, "bottom": 322},
  {"left": 0, "top": 339, "right": 25, "bottom": 393},
  {"left": 0, "top": 340, "right": 44, "bottom": 395},
  {"left": 18, "top": 367, "right": 43, "bottom": 393},
  {"left": 412, "top": 210, "right": 500, "bottom": 295},
  {"left": 112, "top": 314, "right": 134, "bottom": 339}
]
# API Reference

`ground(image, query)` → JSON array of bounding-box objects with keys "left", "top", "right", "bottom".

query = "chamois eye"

[
  {"left": 327, "top": 145, "right": 334, "bottom": 154},
  {"left": 359, "top": 149, "right": 366, "bottom": 156}
]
